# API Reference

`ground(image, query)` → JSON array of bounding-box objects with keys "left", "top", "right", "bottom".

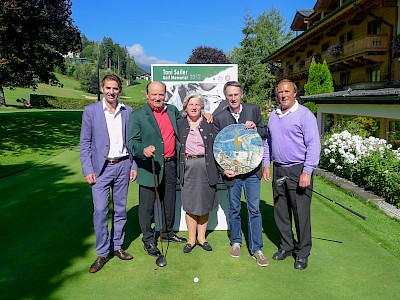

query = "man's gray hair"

[{"left": 276, "top": 79, "right": 298, "bottom": 94}]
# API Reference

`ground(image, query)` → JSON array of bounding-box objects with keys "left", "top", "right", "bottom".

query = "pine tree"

[{"left": 304, "top": 59, "right": 334, "bottom": 95}]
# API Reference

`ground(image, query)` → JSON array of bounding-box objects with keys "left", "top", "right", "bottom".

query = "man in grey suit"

[
  {"left": 213, "top": 81, "right": 268, "bottom": 267},
  {"left": 80, "top": 74, "right": 137, "bottom": 273}
]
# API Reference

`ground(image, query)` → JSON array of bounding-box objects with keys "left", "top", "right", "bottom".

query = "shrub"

[
  {"left": 30, "top": 94, "right": 145, "bottom": 110},
  {"left": 30, "top": 94, "right": 96, "bottom": 109},
  {"left": 321, "top": 130, "right": 400, "bottom": 207},
  {"left": 303, "top": 101, "right": 317, "bottom": 114},
  {"left": 304, "top": 59, "right": 334, "bottom": 95}
]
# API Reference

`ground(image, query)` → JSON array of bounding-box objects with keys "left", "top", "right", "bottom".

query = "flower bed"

[{"left": 320, "top": 130, "right": 400, "bottom": 207}]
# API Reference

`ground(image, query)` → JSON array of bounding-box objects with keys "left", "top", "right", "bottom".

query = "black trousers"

[
  {"left": 273, "top": 163, "right": 313, "bottom": 258},
  {"left": 139, "top": 159, "right": 177, "bottom": 245}
]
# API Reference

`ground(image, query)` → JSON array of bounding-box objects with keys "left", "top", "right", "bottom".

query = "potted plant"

[
  {"left": 295, "top": 59, "right": 305, "bottom": 68},
  {"left": 328, "top": 44, "right": 343, "bottom": 58},
  {"left": 284, "top": 64, "right": 293, "bottom": 75},
  {"left": 308, "top": 53, "right": 321, "bottom": 63},
  {"left": 274, "top": 68, "right": 283, "bottom": 77}
]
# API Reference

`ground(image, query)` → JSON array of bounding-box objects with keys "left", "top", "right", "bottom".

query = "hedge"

[
  {"left": 30, "top": 94, "right": 145, "bottom": 110},
  {"left": 30, "top": 94, "right": 96, "bottom": 109}
]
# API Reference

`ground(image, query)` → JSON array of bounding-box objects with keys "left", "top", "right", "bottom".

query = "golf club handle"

[
  {"left": 309, "top": 188, "right": 366, "bottom": 220},
  {"left": 151, "top": 158, "right": 157, "bottom": 190},
  {"left": 151, "top": 156, "right": 156, "bottom": 174}
]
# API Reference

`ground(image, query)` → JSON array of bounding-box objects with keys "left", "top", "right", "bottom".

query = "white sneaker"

[
  {"left": 253, "top": 250, "right": 269, "bottom": 267},
  {"left": 230, "top": 243, "right": 241, "bottom": 258}
]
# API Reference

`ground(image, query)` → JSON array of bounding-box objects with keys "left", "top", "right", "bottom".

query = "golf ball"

[{"left": 194, "top": 277, "right": 199, "bottom": 283}]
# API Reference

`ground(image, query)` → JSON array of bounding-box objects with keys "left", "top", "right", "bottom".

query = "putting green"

[{"left": 1, "top": 149, "right": 399, "bottom": 299}]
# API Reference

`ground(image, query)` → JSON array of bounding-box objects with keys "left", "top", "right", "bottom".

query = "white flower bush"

[
  {"left": 321, "top": 130, "right": 400, "bottom": 207},
  {"left": 323, "top": 130, "right": 393, "bottom": 165}
]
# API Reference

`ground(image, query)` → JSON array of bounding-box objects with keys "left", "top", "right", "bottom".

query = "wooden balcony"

[
  {"left": 275, "top": 35, "right": 389, "bottom": 81},
  {"left": 322, "top": 35, "right": 388, "bottom": 69}
]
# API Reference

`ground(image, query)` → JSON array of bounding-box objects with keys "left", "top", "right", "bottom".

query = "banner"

[{"left": 151, "top": 64, "right": 238, "bottom": 113}]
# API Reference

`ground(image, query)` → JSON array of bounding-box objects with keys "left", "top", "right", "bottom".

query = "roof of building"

[
  {"left": 300, "top": 88, "right": 400, "bottom": 104},
  {"left": 297, "top": 9, "right": 315, "bottom": 17},
  {"left": 291, "top": 9, "right": 315, "bottom": 31}
]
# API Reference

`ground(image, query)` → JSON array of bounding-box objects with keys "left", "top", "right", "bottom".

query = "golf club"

[
  {"left": 152, "top": 157, "right": 167, "bottom": 267},
  {"left": 276, "top": 176, "right": 366, "bottom": 220}
]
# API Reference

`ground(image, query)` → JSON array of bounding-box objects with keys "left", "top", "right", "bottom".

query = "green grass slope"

[{"left": 1, "top": 74, "right": 149, "bottom": 108}]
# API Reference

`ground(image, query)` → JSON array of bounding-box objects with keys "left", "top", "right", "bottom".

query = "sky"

[{"left": 71, "top": 0, "right": 316, "bottom": 71}]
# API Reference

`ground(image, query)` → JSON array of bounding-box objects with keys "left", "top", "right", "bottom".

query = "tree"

[
  {"left": 76, "top": 36, "right": 140, "bottom": 88},
  {"left": 304, "top": 59, "right": 334, "bottom": 95},
  {"left": 75, "top": 63, "right": 97, "bottom": 93},
  {"left": 186, "top": 46, "right": 231, "bottom": 64},
  {"left": 125, "top": 56, "right": 138, "bottom": 83},
  {"left": 0, "top": 0, "right": 81, "bottom": 105},
  {"left": 228, "top": 8, "right": 293, "bottom": 108},
  {"left": 303, "top": 59, "right": 334, "bottom": 114},
  {"left": 101, "top": 37, "right": 114, "bottom": 70}
]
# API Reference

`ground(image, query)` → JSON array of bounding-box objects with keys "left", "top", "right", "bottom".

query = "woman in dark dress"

[{"left": 177, "top": 93, "right": 219, "bottom": 253}]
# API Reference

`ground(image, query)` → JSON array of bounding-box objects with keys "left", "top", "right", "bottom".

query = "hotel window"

[
  {"left": 368, "top": 20, "right": 382, "bottom": 34},
  {"left": 339, "top": 35, "right": 345, "bottom": 44},
  {"left": 340, "top": 71, "right": 350, "bottom": 85},
  {"left": 368, "top": 66, "right": 381, "bottom": 82},
  {"left": 347, "top": 31, "right": 353, "bottom": 41},
  {"left": 322, "top": 42, "right": 330, "bottom": 52}
]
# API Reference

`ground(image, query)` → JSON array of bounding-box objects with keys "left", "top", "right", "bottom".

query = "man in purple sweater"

[{"left": 263, "top": 79, "right": 321, "bottom": 270}]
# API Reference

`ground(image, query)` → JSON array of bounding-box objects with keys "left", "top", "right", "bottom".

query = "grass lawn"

[
  {"left": 1, "top": 111, "right": 399, "bottom": 299},
  {"left": 0, "top": 110, "right": 83, "bottom": 178},
  {"left": 1, "top": 73, "right": 149, "bottom": 108}
]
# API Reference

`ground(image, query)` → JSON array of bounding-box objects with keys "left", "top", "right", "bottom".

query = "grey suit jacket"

[
  {"left": 213, "top": 103, "right": 267, "bottom": 187},
  {"left": 80, "top": 100, "right": 136, "bottom": 177}
]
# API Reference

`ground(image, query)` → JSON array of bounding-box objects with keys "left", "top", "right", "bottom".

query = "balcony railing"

[
  {"left": 278, "top": 35, "right": 389, "bottom": 80},
  {"left": 321, "top": 34, "right": 388, "bottom": 63}
]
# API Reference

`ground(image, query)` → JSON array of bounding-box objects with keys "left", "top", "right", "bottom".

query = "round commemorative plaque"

[{"left": 213, "top": 123, "right": 263, "bottom": 175}]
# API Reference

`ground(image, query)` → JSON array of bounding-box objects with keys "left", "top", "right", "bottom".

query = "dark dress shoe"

[
  {"left": 294, "top": 257, "right": 308, "bottom": 270},
  {"left": 144, "top": 243, "right": 161, "bottom": 257},
  {"left": 183, "top": 243, "right": 195, "bottom": 253},
  {"left": 113, "top": 249, "right": 133, "bottom": 260},
  {"left": 198, "top": 241, "right": 212, "bottom": 251},
  {"left": 89, "top": 256, "right": 108, "bottom": 273},
  {"left": 162, "top": 234, "right": 187, "bottom": 243},
  {"left": 272, "top": 249, "right": 293, "bottom": 261}
]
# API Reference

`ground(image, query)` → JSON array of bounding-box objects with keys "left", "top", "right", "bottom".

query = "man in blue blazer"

[{"left": 80, "top": 74, "right": 137, "bottom": 273}]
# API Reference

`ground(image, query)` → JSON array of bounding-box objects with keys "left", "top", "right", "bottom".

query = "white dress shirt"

[{"left": 103, "top": 99, "right": 129, "bottom": 158}]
